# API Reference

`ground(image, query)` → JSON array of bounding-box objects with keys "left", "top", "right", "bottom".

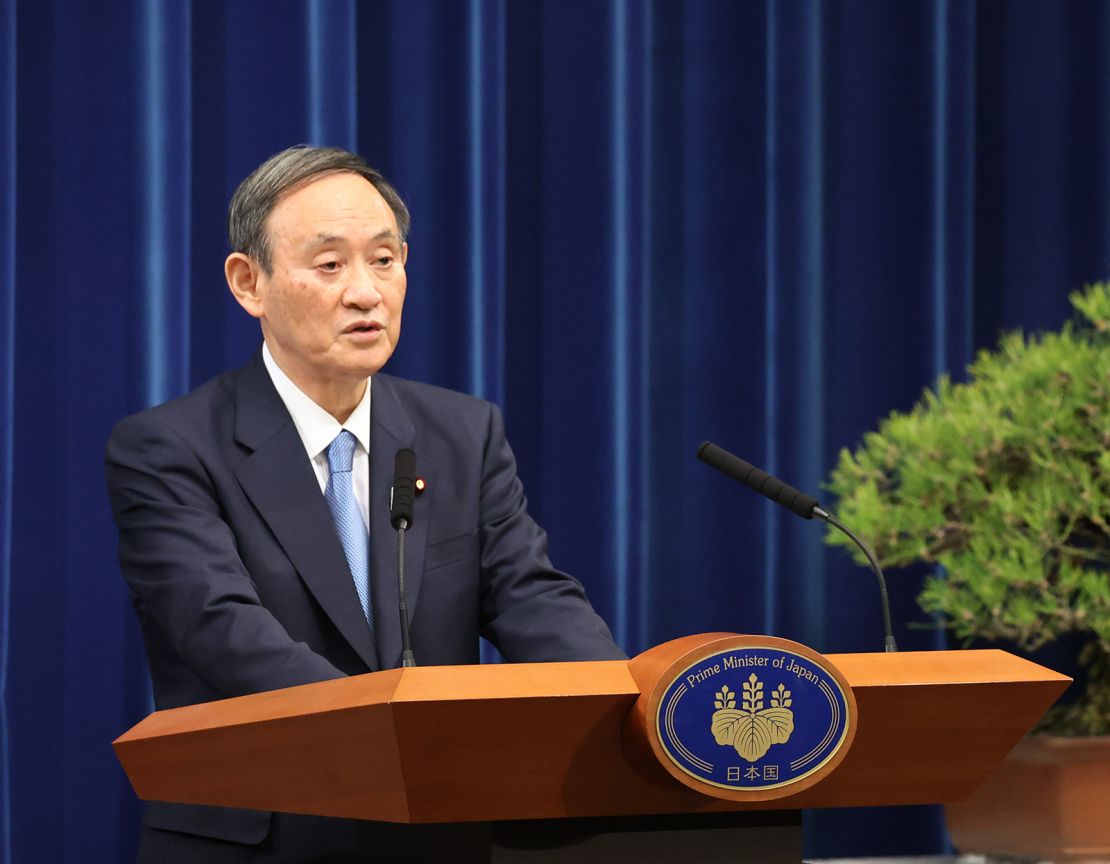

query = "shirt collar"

[{"left": 262, "top": 342, "right": 372, "bottom": 460}]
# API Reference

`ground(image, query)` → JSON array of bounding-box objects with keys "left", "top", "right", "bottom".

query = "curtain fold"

[
  {"left": 306, "top": 0, "right": 357, "bottom": 151},
  {"left": 764, "top": 0, "right": 827, "bottom": 649},
  {"left": 3, "top": 1, "right": 1109, "bottom": 859},
  {"left": 1, "top": 3, "right": 16, "bottom": 859},
  {"left": 139, "top": 0, "right": 191, "bottom": 407}
]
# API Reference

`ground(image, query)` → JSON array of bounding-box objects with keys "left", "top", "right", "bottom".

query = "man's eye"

[
  {"left": 318, "top": 260, "right": 341, "bottom": 272},
  {"left": 374, "top": 256, "right": 393, "bottom": 268}
]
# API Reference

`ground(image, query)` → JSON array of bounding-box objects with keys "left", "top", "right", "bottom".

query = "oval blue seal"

[{"left": 654, "top": 644, "right": 852, "bottom": 792}]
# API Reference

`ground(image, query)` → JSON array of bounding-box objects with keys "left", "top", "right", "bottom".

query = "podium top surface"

[
  {"left": 114, "top": 645, "right": 1070, "bottom": 822},
  {"left": 119, "top": 648, "right": 1065, "bottom": 742}
]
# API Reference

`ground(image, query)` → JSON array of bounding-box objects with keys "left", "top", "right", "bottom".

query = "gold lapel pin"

[{"left": 415, "top": 477, "right": 426, "bottom": 495}]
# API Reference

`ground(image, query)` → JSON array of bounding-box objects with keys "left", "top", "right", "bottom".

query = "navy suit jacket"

[{"left": 106, "top": 349, "right": 623, "bottom": 846}]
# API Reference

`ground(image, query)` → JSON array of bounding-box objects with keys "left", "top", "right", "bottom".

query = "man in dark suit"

[{"left": 106, "top": 146, "right": 624, "bottom": 862}]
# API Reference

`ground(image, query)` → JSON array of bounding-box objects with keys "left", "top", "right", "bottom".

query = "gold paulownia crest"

[{"left": 711, "top": 673, "right": 794, "bottom": 763}]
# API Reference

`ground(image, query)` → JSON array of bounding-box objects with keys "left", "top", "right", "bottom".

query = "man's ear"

[
  {"left": 401, "top": 241, "right": 409, "bottom": 266},
  {"left": 225, "top": 252, "right": 265, "bottom": 319}
]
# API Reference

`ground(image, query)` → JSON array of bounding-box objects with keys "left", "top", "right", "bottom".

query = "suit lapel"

[
  {"left": 231, "top": 352, "right": 380, "bottom": 671},
  {"left": 368, "top": 375, "right": 435, "bottom": 669}
]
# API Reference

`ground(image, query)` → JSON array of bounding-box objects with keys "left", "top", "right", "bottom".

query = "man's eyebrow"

[
  {"left": 306, "top": 233, "right": 343, "bottom": 247},
  {"left": 305, "top": 231, "right": 401, "bottom": 246}
]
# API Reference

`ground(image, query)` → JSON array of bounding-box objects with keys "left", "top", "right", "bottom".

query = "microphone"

[
  {"left": 697, "top": 441, "right": 897, "bottom": 652},
  {"left": 696, "top": 442, "right": 820, "bottom": 519},
  {"left": 390, "top": 448, "right": 416, "bottom": 530},
  {"left": 390, "top": 449, "right": 417, "bottom": 667}
]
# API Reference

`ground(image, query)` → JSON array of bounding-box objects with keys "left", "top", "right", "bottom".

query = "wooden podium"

[{"left": 114, "top": 634, "right": 1069, "bottom": 862}]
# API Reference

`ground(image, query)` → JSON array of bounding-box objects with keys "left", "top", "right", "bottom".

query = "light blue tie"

[{"left": 325, "top": 430, "right": 373, "bottom": 634}]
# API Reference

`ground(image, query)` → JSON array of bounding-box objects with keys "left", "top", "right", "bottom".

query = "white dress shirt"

[{"left": 262, "top": 343, "right": 370, "bottom": 530}]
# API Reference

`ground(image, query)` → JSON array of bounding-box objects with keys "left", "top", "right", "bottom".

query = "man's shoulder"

[
  {"left": 108, "top": 364, "right": 501, "bottom": 452},
  {"left": 374, "top": 372, "right": 492, "bottom": 415},
  {"left": 373, "top": 373, "right": 502, "bottom": 454},
  {"left": 107, "top": 362, "right": 247, "bottom": 449}
]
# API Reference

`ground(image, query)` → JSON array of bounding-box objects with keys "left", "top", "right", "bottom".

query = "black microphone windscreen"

[
  {"left": 391, "top": 448, "right": 417, "bottom": 528},
  {"left": 696, "top": 441, "right": 819, "bottom": 519}
]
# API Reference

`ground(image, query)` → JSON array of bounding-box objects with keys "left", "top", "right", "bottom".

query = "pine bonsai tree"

[{"left": 826, "top": 284, "right": 1110, "bottom": 734}]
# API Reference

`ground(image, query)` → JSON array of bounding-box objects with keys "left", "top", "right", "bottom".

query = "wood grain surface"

[{"left": 113, "top": 637, "right": 1071, "bottom": 823}]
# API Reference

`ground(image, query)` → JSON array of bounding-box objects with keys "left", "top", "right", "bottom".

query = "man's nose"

[{"left": 344, "top": 262, "right": 384, "bottom": 307}]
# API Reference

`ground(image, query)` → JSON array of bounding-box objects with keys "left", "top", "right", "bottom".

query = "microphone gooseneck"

[
  {"left": 391, "top": 449, "right": 418, "bottom": 667},
  {"left": 814, "top": 508, "right": 897, "bottom": 653},
  {"left": 697, "top": 441, "right": 898, "bottom": 652}
]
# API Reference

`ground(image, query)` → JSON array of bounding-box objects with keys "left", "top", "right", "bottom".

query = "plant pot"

[{"left": 946, "top": 734, "right": 1110, "bottom": 863}]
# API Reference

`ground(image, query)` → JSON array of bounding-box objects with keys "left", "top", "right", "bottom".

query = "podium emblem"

[
  {"left": 711, "top": 675, "right": 795, "bottom": 762},
  {"left": 654, "top": 640, "right": 853, "bottom": 795}
]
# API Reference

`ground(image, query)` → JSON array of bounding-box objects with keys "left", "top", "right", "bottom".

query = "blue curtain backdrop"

[{"left": 2, "top": 0, "right": 1109, "bottom": 860}]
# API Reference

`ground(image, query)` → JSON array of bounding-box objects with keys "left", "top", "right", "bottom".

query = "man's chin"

[{"left": 346, "top": 346, "right": 395, "bottom": 379}]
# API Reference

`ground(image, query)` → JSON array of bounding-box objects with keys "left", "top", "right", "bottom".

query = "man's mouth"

[{"left": 344, "top": 321, "right": 383, "bottom": 334}]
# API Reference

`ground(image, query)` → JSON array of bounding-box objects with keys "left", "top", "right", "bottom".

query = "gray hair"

[{"left": 227, "top": 145, "right": 411, "bottom": 273}]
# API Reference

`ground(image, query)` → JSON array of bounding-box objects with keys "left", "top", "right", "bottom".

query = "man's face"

[{"left": 233, "top": 171, "right": 407, "bottom": 405}]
